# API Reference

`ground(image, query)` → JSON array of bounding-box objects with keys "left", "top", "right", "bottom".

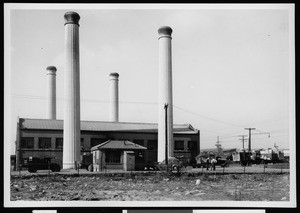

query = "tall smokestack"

[
  {"left": 63, "top": 11, "right": 81, "bottom": 169},
  {"left": 158, "top": 26, "right": 174, "bottom": 162},
  {"left": 46, "top": 66, "right": 57, "bottom": 119},
  {"left": 109, "top": 72, "right": 119, "bottom": 122}
]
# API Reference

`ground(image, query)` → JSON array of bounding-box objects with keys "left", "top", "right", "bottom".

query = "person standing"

[
  {"left": 211, "top": 157, "right": 217, "bottom": 171},
  {"left": 206, "top": 157, "right": 210, "bottom": 170}
]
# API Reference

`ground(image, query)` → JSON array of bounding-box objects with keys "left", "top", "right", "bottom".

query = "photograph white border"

[{"left": 4, "top": 3, "right": 296, "bottom": 208}]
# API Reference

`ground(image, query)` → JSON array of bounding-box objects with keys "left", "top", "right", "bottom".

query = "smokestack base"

[
  {"left": 158, "top": 26, "right": 173, "bottom": 38},
  {"left": 64, "top": 11, "right": 80, "bottom": 26}
]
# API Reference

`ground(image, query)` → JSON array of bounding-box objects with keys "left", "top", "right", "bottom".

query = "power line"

[
  {"left": 12, "top": 93, "right": 290, "bottom": 144},
  {"left": 11, "top": 94, "right": 157, "bottom": 105},
  {"left": 201, "top": 128, "right": 287, "bottom": 143},
  {"left": 13, "top": 93, "right": 247, "bottom": 128},
  {"left": 173, "top": 105, "right": 244, "bottom": 128}
]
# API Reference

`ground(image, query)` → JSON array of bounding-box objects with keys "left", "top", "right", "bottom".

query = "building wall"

[
  {"left": 93, "top": 150, "right": 124, "bottom": 171},
  {"left": 16, "top": 129, "right": 200, "bottom": 169}
]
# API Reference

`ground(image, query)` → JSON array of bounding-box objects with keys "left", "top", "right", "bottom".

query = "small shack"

[{"left": 90, "top": 140, "right": 147, "bottom": 172}]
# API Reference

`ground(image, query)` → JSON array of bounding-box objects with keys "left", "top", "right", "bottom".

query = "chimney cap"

[
  {"left": 46, "top": 66, "right": 57, "bottom": 72},
  {"left": 64, "top": 11, "right": 80, "bottom": 26},
  {"left": 109, "top": 72, "right": 119, "bottom": 78},
  {"left": 158, "top": 26, "right": 173, "bottom": 36}
]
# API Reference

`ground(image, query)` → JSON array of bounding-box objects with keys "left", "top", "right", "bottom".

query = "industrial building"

[
  {"left": 12, "top": 12, "right": 202, "bottom": 171},
  {"left": 15, "top": 118, "right": 200, "bottom": 170}
]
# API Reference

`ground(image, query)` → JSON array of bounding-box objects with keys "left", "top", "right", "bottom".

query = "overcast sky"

[{"left": 5, "top": 4, "right": 295, "bottom": 154}]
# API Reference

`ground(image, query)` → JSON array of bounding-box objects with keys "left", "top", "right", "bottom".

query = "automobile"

[
  {"left": 156, "top": 157, "right": 183, "bottom": 171},
  {"left": 27, "top": 157, "right": 61, "bottom": 173},
  {"left": 145, "top": 161, "right": 158, "bottom": 171},
  {"left": 81, "top": 153, "right": 93, "bottom": 170}
]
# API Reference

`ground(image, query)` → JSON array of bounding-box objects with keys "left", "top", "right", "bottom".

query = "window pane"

[
  {"left": 105, "top": 151, "right": 121, "bottom": 163},
  {"left": 188, "top": 141, "right": 197, "bottom": 151},
  {"left": 39, "top": 138, "right": 51, "bottom": 149},
  {"left": 175, "top": 141, "right": 184, "bottom": 150},
  {"left": 27, "top": 140, "right": 34, "bottom": 149},
  {"left": 20, "top": 137, "right": 34, "bottom": 149},
  {"left": 55, "top": 138, "right": 63, "bottom": 149}
]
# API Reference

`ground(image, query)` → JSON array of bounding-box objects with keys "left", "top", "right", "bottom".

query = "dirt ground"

[{"left": 10, "top": 172, "right": 289, "bottom": 201}]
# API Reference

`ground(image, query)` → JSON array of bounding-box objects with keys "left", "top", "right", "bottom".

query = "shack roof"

[
  {"left": 18, "top": 118, "right": 199, "bottom": 134},
  {"left": 91, "top": 140, "right": 147, "bottom": 151}
]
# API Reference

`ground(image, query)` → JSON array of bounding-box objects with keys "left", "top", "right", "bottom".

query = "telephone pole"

[
  {"left": 244, "top": 128, "right": 255, "bottom": 152},
  {"left": 215, "top": 136, "right": 222, "bottom": 156},
  {"left": 238, "top": 135, "right": 247, "bottom": 151}
]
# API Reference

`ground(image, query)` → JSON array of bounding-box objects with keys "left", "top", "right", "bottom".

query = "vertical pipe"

[
  {"left": 158, "top": 26, "right": 174, "bottom": 162},
  {"left": 63, "top": 11, "right": 81, "bottom": 169},
  {"left": 46, "top": 66, "right": 57, "bottom": 119},
  {"left": 109, "top": 72, "right": 119, "bottom": 122}
]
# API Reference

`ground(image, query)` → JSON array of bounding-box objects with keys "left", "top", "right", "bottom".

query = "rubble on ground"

[{"left": 10, "top": 173, "right": 290, "bottom": 201}]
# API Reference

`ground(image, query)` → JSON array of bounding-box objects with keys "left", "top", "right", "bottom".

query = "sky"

[{"left": 4, "top": 4, "right": 295, "bottom": 155}]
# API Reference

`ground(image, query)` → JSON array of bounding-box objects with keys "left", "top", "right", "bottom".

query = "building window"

[
  {"left": 55, "top": 138, "right": 63, "bottom": 149},
  {"left": 105, "top": 151, "right": 121, "bottom": 164},
  {"left": 147, "top": 140, "right": 157, "bottom": 150},
  {"left": 20, "top": 137, "right": 34, "bottom": 149},
  {"left": 91, "top": 138, "right": 106, "bottom": 147},
  {"left": 133, "top": 139, "right": 144, "bottom": 146},
  {"left": 38, "top": 138, "right": 52, "bottom": 149},
  {"left": 175, "top": 141, "right": 184, "bottom": 150},
  {"left": 188, "top": 141, "right": 197, "bottom": 151},
  {"left": 81, "top": 138, "right": 84, "bottom": 149}
]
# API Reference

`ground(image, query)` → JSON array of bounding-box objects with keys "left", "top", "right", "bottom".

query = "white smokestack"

[
  {"left": 46, "top": 66, "right": 57, "bottom": 119},
  {"left": 157, "top": 26, "right": 174, "bottom": 162},
  {"left": 63, "top": 11, "right": 81, "bottom": 169},
  {"left": 109, "top": 72, "right": 119, "bottom": 122}
]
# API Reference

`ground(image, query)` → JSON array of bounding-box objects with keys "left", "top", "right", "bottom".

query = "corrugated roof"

[
  {"left": 91, "top": 140, "right": 147, "bottom": 151},
  {"left": 19, "top": 118, "right": 198, "bottom": 134}
]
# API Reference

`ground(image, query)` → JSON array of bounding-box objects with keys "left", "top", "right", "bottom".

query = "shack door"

[{"left": 124, "top": 151, "right": 135, "bottom": 171}]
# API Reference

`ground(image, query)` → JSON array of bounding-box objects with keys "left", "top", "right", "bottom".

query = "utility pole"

[
  {"left": 238, "top": 135, "right": 247, "bottom": 151},
  {"left": 164, "top": 103, "right": 168, "bottom": 172},
  {"left": 215, "top": 136, "right": 222, "bottom": 156},
  {"left": 244, "top": 128, "right": 255, "bottom": 152},
  {"left": 274, "top": 143, "right": 282, "bottom": 161},
  {"left": 274, "top": 143, "right": 279, "bottom": 150},
  {"left": 245, "top": 128, "right": 255, "bottom": 166}
]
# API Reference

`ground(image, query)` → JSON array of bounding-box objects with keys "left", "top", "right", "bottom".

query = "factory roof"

[
  {"left": 18, "top": 118, "right": 199, "bottom": 134},
  {"left": 91, "top": 140, "right": 147, "bottom": 151}
]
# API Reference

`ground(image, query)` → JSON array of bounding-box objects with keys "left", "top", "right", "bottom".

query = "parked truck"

[{"left": 27, "top": 157, "right": 61, "bottom": 173}]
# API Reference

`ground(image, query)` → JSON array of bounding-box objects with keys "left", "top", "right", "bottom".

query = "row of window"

[
  {"left": 20, "top": 137, "right": 64, "bottom": 149},
  {"left": 175, "top": 140, "right": 198, "bottom": 151},
  {"left": 20, "top": 137, "right": 110, "bottom": 149},
  {"left": 135, "top": 139, "right": 198, "bottom": 151},
  {"left": 20, "top": 137, "right": 198, "bottom": 151},
  {"left": 20, "top": 137, "right": 113, "bottom": 149}
]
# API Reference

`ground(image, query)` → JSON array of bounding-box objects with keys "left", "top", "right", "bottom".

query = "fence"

[{"left": 11, "top": 162, "right": 290, "bottom": 178}]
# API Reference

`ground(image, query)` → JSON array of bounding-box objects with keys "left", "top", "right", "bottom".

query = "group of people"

[{"left": 205, "top": 156, "right": 218, "bottom": 171}]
